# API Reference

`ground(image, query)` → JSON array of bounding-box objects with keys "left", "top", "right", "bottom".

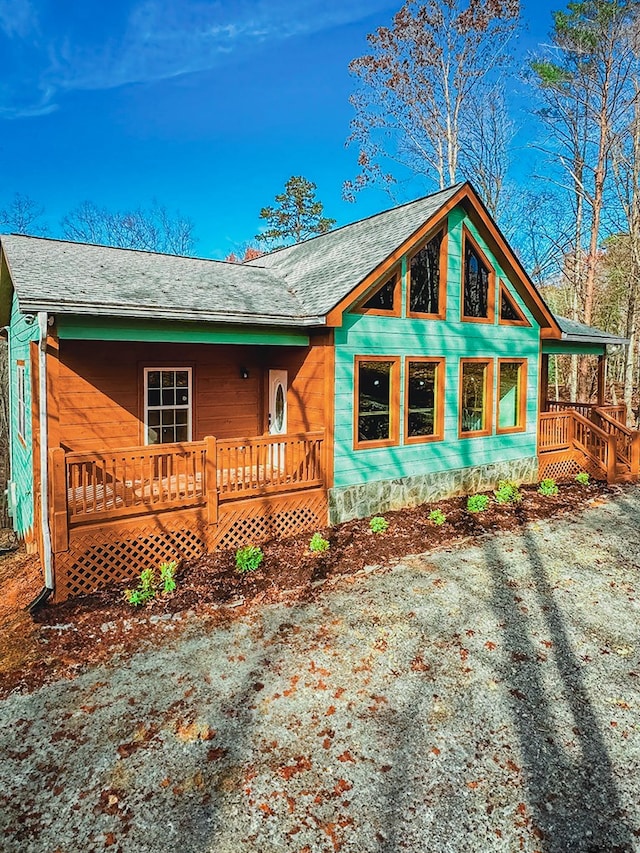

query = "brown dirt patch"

[{"left": 0, "top": 480, "right": 616, "bottom": 698}]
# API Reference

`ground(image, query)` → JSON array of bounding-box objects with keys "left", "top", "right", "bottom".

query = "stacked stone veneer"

[{"left": 328, "top": 456, "right": 539, "bottom": 525}]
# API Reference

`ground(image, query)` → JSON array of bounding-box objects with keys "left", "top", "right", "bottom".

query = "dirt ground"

[
  {"left": 0, "top": 480, "right": 616, "bottom": 698},
  {"left": 1, "top": 484, "right": 640, "bottom": 852}
]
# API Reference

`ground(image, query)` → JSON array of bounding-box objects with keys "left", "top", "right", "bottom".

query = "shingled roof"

[
  {"left": 0, "top": 234, "right": 309, "bottom": 326},
  {"left": 247, "top": 183, "right": 464, "bottom": 316},
  {"left": 0, "top": 184, "right": 463, "bottom": 327},
  {"left": 0, "top": 184, "right": 628, "bottom": 349}
]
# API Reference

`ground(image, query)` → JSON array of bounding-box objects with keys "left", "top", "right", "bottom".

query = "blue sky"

[{"left": 0, "top": 0, "right": 558, "bottom": 257}]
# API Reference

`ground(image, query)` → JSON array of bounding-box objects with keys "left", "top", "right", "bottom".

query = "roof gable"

[{"left": 0, "top": 183, "right": 561, "bottom": 336}]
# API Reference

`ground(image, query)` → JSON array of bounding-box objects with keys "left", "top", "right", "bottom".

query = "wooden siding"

[
  {"left": 7, "top": 293, "right": 39, "bottom": 537},
  {"left": 57, "top": 338, "right": 326, "bottom": 452},
  {"left": 332, "top": 207, "right": 541, "bottom": 489}
]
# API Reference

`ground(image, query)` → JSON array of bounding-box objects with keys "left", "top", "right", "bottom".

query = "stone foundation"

[{"left": 328, "top": 457, "right": 539, "bottom": 525}]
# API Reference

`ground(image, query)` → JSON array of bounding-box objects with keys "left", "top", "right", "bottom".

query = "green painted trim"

[
  {"left": 56, "top": 316, "right": 310, "bottom": 346},
  {"left": 542, "top": 341, "right": 606, "bottom": 355}
]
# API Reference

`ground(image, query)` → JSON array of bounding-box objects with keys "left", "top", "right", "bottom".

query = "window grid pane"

[
  {"left": 461, "top": 363, "right": 488, "bottom": 433},
  {"left": 146, "top": 368, "right": 191, "bottom": 445},
  {"left": 499, "top": 363, "right": 522, "bottom": 429},
  {"left": 407, "top": 361, "right": 437, "bottom": 437},
  {"left": 358, "top": 361, "right": 392, "bottom": 443},
  {"left": 464, "top": 244, "right": 490, "bottom": 318},
  {"left": 409, "top": 232, "right": 442, "bottom": 314}
]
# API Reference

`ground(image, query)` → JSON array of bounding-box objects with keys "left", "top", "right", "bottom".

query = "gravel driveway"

[{"left": 2, "top": 487, "right": 640, "bottom": 853}]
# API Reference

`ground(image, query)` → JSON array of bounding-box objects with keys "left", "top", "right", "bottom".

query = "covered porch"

[
  {"left": 39, "top": 319, "right": 335, "bottom": 600},
  {"left": 537, "top": 318, "right": 638, "bottom": 483}
]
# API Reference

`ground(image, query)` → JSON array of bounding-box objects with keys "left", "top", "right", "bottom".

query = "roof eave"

[
  {"left": 561, "top": 332, "right": 629, "bottom": 346},
  {"left": 16, "top": 301, "right": 327, "bottom": 328}
]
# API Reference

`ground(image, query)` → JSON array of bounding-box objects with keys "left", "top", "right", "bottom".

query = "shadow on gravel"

[{"left": 483, "top": 528, "right": 633, "bottom": 853}]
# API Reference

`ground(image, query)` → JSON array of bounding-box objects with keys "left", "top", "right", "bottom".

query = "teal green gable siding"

[
  {"left": 332, "top": 207, "right": 541, "bottom": 489},
  {"left": 7, "top": 294, "right": 39, "bottom": 537}
]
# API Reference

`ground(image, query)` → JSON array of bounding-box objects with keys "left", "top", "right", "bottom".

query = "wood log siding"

[
  {"left": 59, "top": 432, "right": 325, "bottom": 528},
  {"left": 57, "top": 339, "right": 327, "bottom": 452}
]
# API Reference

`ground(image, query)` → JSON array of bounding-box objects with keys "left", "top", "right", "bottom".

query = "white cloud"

[
  {"left": 0, "top": 0, "right": 37, "bottom": 39},
  {"left": 1, "top": 0, "right": 395, "bottom": 118}
]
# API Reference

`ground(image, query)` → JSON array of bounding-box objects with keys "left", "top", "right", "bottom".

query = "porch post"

[
  {"left": 540, "top": 354, "right": 549, "bottom": 413},
  {"left": 597, "top": 354, "right": 606, "bottom": 407},
  {"left": 49, "top": 447, "right": 69, "bottom": 553},
  {"left": 205, "top": 436, "right": 219, "bottom": 524}
]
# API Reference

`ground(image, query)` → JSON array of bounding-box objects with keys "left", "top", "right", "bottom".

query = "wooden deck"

[
  {"left": 538, "top": 403, "right": 640, "bottom": 484},
  {"left": 49, "top": 432, "right": 327, "bottom": 601}
]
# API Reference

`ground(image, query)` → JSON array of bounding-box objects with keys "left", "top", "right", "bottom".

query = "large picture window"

[
  {"left": 354, "top": 356, "right": 399, "bottom": 448},
  {"left": 459, "top": 359, "right": 492, "bottom": 437},
  {"left": 16, "top": 361, "right": 26, "bottom": 444},
  {"left": 408, "top": 230, "right": 445, "bottom": 318},
  {"left": 462, "top": 231, "right": 494, "bottom": 322},
  {"left": 405, "top": 358, "right": 444, "bottom": 443},
  {"left": 144, "top": 368, "right": 192, "bottom": 445},
  {"left": 497, "top": 359, "right": 527, "bottom": 433}
]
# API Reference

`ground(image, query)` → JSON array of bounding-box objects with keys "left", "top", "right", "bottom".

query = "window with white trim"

[
  {"left": 16, "top": 361, "right": 26, "bottom": 443},
  {"left": 144, "top": 368, "right": 192, "bottom": 445}
]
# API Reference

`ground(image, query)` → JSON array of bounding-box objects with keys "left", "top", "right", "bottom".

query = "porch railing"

[
  {"left": 539, "top": 410, "right": 617, "bottom": 482},
  {"left": 547, "top": 400, "right": 627, "bottom": 423},
  {"left": 216, "top": 432, "right": 324, "bottom": 500},
  {"left": 592, "top": 408, "right": 640, "bottom": 476},
  {"left": 64, "top": 441, "right": 207, "bottom": 524},
  {"left": 50, "top": 431, "right": 326, "bottom": 538}
]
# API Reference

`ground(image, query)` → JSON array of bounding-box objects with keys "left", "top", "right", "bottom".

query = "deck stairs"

[{"left": 539, "top": 403, "right": 640, "bottom": 484}]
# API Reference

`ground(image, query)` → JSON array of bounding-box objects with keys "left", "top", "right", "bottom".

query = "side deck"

[
  {"left": 538, "top": 403, "right": 640, "bottom": 484},
  {"left": 49, "top": 432, "right": 327, "bottom": 600}
]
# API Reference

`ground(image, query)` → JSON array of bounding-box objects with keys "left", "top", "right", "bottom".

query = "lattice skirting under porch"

[
  {"left": 53, "top": 489, "right": 328, "bottom": 601},
  {"left": 538, "top": 449, "right": 601, "bottom": 483}
]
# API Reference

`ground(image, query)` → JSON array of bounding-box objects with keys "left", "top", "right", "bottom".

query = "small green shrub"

[
  {"left": 494, "top": 479, "right": 523, "bottom": 505},
  {"left": 235, "top": 545, "right": 264, "bottom": 573},
  {"left": 124, "top": 567, "right": 157, "bottom": 606},
  {"left": 309, "top": 532, "right": 330, "bottom": 553},
  {"left": 159, "top": 560, "right": 178, "bottom": 594},
  {"left": 467, "top": 494, "right": 489, "bottom": 513},
  {"left": 538, "top": 478, "right": 559, "bottom": 497},
  {"left": 428, "top": 508, "right": 447, "bottom": 526},
  {"left": 369, "top": 516, "right": 389, "bottom": 534},
  {"left": 575, "top": 471, "right": 590, "bottom": 486}
]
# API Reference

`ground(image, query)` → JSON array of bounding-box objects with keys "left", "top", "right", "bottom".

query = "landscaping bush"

[
  {"left": 369, "top": 516, "right": 389, "bottom": 533},
  {"left": 428, "top": 508, "right": 447, "bottom": 526},
  {"left": 538, "top": 478, "right": 559, "bottom": 497},
  {"left": 159, "top": 560, "right": 178, "bottom": 593},
  {"left": 235, "top": 545, "right": 264, "bottom": 573},
  {"left": 575, "top": 471, "right": 590, "bottom": 486},
  {"left": 309, "top": 532, "right": 330, "bottom": 553},
  {"left": 467, "top": 494, "right": 489, "bottom": 513},
  {"left": 494, "top": 479, "right": 523, "bottom": 505}
]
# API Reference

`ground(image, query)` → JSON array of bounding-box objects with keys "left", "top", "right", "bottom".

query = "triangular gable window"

[
  {"left": 354, "top": 272, "right": 400, "bottom": 316},
  {"left": 499, "top": 282, "right": 530, "bottom": 326}
]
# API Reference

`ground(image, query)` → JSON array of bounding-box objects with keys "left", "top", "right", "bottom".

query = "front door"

[
  {"left": 268, "top": 370, "right": 288, "bottom": 436},
  {"left": 268, "top": 370, "right": 287, "bottom": 473}
]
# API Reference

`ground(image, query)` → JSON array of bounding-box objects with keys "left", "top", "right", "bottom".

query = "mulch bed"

[{"left": 0, "top": 479, "right": 616, "bottom": 698}]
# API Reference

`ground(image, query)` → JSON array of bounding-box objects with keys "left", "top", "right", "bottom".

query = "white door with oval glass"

[{"left": 268, "top": 370, "right": 287, "bottom": 472}]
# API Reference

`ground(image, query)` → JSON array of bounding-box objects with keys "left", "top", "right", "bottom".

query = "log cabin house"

[{"left": 1, "top": 182, "right": 636, "bottom": 602}]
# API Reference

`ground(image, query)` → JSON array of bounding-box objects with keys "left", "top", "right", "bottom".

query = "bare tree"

[
  {"left": 0, "top": 192, "right": 47, "bottom": 235},
  {"left": 61, "top": 201, "right": 197, "bottom": 255},
  {"left": 344, "top": 0, "right": 521, "bottom": 215},
  {"left": 530, "top": 0, "right": 640, "bottom": 398}
]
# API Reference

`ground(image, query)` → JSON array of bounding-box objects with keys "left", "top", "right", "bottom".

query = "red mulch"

[{"left": 0, "top": 481, "right": 614, "bottom": 698}]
